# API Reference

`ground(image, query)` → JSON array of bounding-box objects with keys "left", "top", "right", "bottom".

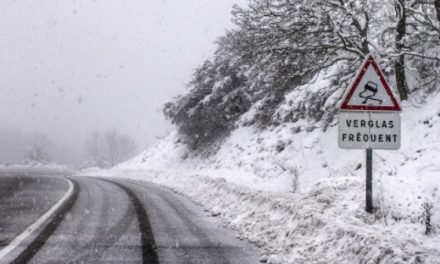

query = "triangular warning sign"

[{"left": 340, "top": 54, "right": 401, "bottom": 111}]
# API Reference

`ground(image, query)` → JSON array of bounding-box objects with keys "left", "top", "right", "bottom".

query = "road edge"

[{"left": 0, "top": 177, "right": 78, "bottom": 263}]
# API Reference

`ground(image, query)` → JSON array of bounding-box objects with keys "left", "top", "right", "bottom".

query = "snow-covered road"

[
  {"left": 0, "top": 173, "right": 260, "bottom": 263},
  {"left": 0, "top": 172, "right": 68, "bottom": 258}
]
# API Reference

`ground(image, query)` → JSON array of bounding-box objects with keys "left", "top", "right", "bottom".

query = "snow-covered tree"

[
  {"left": 165, "top": 0, "right": 440, "bottom": 149},
  {"left": 164, "top": 35, "right": 250, "bottom": 149},
  {"left": 405, "top": 0, "right": 440, "bottom": 95}
]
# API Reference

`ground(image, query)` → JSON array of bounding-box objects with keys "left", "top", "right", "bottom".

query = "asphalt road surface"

[
  {"left": 0, "top": 172, "right": 68, "bottom": 251},
  {"left": 0, "top": 173, "right": 260, "bottom": 264}
]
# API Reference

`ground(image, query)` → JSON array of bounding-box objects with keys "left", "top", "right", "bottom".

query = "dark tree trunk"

[
  {"left": 435, "top": 0, "right": 440, "bottom": 28},
  {"left": 435, "top": 0, "right": 440, "bottom": 41},
  {"left": 395, "top": 56, "right": 408, "bottom": 101},
  {"left": 360, "top": 14, "right": 370, "bottom": 56},
  {"left": 395, "top": 0, "right": 409, "bottom": 101}
]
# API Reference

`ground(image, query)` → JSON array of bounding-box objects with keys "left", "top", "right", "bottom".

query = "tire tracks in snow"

[{"left": 100, "top": 178, "right": 159, "bottom": 264}]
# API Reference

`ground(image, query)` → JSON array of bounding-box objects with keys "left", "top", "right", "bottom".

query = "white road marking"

[{"left": 0, "top": 177, "right": 74, "bottom": 260}]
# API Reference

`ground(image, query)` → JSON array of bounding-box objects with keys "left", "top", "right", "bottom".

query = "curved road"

[{"left": 0, "top": 173, "right": 260, "bottom": 264}]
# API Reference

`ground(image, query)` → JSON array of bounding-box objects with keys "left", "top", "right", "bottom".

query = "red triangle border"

[{"left": 340, "top": 54, "right": 401, "bottom": 112}]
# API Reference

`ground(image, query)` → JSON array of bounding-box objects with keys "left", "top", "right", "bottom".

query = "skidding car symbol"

[{"left": 359, "top": 81, "right": 383, "bottom": 104}]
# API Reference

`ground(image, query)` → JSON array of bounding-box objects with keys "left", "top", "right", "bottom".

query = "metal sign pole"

[
  {"left": 366, "top": 148, "right": 373, "bottom": 213},
  {"left": 338, "top": 54, "right": 401, "bottom": 214}
]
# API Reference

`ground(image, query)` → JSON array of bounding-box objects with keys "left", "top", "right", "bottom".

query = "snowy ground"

[{"left": 78, "top": 92, "right": 440, "bottom": 263}]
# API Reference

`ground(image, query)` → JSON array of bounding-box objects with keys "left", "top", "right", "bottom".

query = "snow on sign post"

[{"left": 338, "top": 54, "right": 401, "bottom": 213}]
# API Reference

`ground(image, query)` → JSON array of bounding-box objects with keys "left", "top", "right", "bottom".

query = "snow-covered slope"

[
  {"left": 92, "top": 91, "right": 440, "bottom": 263},
  {"left": 119, "top": 92, "right": 440, "bottom": 197}
]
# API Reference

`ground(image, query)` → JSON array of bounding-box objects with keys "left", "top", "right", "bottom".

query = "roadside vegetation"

[{"left": 164, "top": 0, "right": 440, "bottom": 149}]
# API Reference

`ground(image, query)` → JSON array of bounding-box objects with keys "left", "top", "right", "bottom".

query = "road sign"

[
  {"left": 338, "top": 54, "right": 402, "bottom": 214},
  {"left": 340, "top": 54, "right": 401, "bottom": 112},
  {"left": 338, "top": 54, "right": 402, "bottom": 150},
  {"left": 339, "top": 112, "right": 400, "bottom": 150}
]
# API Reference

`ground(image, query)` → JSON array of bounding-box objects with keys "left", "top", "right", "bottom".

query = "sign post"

[
  {"left": 366, "top": 148, "right": 373, "bottom": 213},
  {"left": 338, "top": 54, "right": 401, "bottom": 213}
]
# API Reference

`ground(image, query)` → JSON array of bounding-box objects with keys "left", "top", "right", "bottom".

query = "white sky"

[{"left": 0, "top": 0, "right": 246, "bottom": 165}]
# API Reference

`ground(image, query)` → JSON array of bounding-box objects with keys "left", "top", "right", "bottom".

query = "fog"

[{"left": 0, "top": 0, "right": 245, "bottom": 166}]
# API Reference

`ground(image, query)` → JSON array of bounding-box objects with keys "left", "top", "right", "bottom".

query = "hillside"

[
  {"left": 119, "top": 88, "right": 440, "bottom": 207},
  {"left": 84, "top": 1, "right": 440, "bottom": 262},
  {"left": 94, "top": 90, "right": 440, "bottom": 263}
]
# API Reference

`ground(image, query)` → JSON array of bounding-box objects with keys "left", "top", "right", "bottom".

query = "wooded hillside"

[{"left": 164, "top": 0, "right": 440, "bottom": 149}]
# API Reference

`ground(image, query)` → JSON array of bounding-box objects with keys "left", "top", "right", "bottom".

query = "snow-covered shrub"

[
  {"left": 421, "top": 200, "right": 435, "bottom": 235},
  {"left": 163, "top": 49, "right": 250, "bottom": 149}
]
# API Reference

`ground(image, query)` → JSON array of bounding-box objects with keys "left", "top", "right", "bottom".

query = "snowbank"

[{"left": 77, "top": 169, "right": 440, "bottom": 263}]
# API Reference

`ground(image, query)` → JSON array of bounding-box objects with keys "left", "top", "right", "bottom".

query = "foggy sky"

[{"left": 0, "top": 0, "right": 245, "bottom": 166}]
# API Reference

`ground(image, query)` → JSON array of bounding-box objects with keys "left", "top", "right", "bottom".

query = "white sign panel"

[{"left": 338, "top": 112, "right": 401, "bottom": 150}]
